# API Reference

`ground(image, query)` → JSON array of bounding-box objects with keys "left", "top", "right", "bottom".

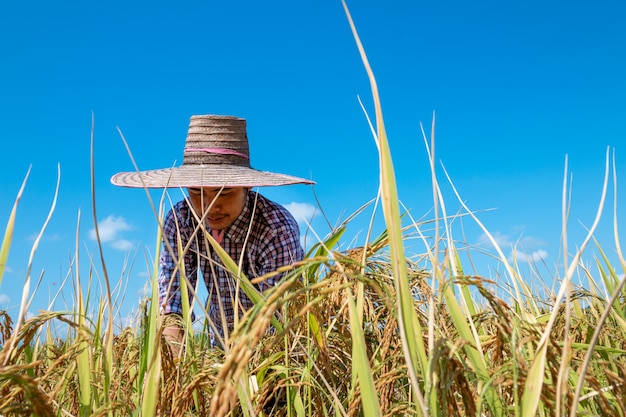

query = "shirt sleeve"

[{"left": 158, "top": 203, "right": 197, "bottom": 316}]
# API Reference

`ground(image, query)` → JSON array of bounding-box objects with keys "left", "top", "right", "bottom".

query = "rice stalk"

[
  {"left": 210, "top": 269, "right": 303, "bottom": 416},
  {"left": 556, "top": 156, "right": 574, "bottom": 417},
  {"left": 419, "top": 119, "right": 505, "bottom": 415},
  {"left": 342, "top": 2, "right": 428, "bottom": 416},
  {"left": 522, "top": 147, "right": 609, "bottom": 417},
  {"left": 89, "top": 112, "right": 115, "bottom": 415},
  {"left": 346, "top": 287, "right": 381, "bottom": 417},
  {"left": 72, "top": 208, "right": 92, "bottom": 415},
  {"left": 570, "top": 148, "right": 626, "bottom": 416},
  {"left": 140, "top": 206, "right": 164, "bottom": 417}
]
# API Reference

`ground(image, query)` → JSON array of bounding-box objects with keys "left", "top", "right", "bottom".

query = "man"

[{"left": 111, "top": 114, "right": 313, "bottom": 351}]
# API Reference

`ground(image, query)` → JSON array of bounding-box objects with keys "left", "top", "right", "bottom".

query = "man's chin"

[{"left": 206, "top": 219, "right": 228, "bottom": 230}]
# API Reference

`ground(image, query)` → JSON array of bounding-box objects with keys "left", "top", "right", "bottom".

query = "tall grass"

[{"left": 1, "top": 3, "right": 626, "bottom": 416}]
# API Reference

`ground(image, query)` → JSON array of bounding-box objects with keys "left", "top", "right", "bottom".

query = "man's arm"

[{"left": 158, "top": 203, "right": 194, "bottom": 358}]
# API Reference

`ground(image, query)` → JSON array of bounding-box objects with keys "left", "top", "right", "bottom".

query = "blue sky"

[{"left": 1, "top": 0, "right": 625, "bottom": 325}]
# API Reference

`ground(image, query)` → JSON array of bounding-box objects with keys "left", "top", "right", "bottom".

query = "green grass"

[{"left": 1, "top": 3, "right": 626, "bottom": 416}]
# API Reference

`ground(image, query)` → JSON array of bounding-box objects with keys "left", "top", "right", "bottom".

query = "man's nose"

[{"left": 206, "top": 200, "right": 221, "bottom": 211}]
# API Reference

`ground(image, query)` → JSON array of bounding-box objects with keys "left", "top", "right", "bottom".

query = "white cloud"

[
  {"left": 511, "top": 235, "right": 548, "bottom": 263},
  {"left": 515, "top": 250, "right": 549, "bottom": 263},
  {"left": 478, "top": 232, "right": 546, "bottom": 250},
  {"left": 477, "top": 231, "right": 513, "bottom": 249},
  {"left": 518, "top": 235, "right": 546, "bottom": 248},
  {"left": 0, "top": 294, "right": 9, "bottom": 305},
  {"left": 26, "top": 232, "right": 64, "bottom": 243},
  {"left": 284, "top": 202, "right": 318, "bottom": 225},
  {"left": 44, "top": 233, "right": 63, "bottom": 242},
  {"left": 89, "top": 215, "right": 134, "bottom": 251},
  {"left": 111, "top": 239, "right": 134, "bottom": 251},
  {"left": 477, "top": 231, "right": 549, "bottom": 264}
]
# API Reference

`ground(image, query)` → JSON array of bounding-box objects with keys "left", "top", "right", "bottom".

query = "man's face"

[{"left": 187, "top": 187, "right": 248, "bottom": 230}]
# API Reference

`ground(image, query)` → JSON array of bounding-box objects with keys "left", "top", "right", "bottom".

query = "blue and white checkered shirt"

[{"left": 158, "top": 191, "right": 304, "bottom": 339}]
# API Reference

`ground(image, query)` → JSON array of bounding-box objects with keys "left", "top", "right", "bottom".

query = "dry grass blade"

[
  {"left": 521, "top": 149, "right": 611, "bottom": 416},
  {"left": 210, "top": 273, "right": 300, "bottom": 417},
  {"left": 0, "top": 166, "right": 31, "bottom": 286},
  {"left": 341, "top": 2, "right": 428, "bottom": 416},
  {"left": 88, "top": 113, "right": 115, "bottom": 413},
  {"left": 72, "top": 208, "right": 92, "bottom": 415},
  {"left": 2, "top": 164, "right": 60, "bottom": 368},
  {"left": 526, "top": 147, "right": 609, "bottom": 417},
  {"left": 140, "top": 207, "right": 164, "bottom": 417},
  {"left": 346, "top": 287, "right": 381, "bottom": 417},
  {"left": 570, "top": 148, "right": 626, "bottom": 416}
]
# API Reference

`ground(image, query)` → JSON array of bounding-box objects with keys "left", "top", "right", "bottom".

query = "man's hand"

[{"left": 163, "top": 317, "right": 184, "bottom": 359}]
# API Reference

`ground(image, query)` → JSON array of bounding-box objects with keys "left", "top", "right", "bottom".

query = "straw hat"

[{"left": 111, "top": 114, "right": 314, "bottom": 188}]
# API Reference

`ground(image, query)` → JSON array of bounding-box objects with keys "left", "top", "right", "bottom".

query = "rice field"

[{"left": 1, "top": 3, "right": 625, "bottom": 416}]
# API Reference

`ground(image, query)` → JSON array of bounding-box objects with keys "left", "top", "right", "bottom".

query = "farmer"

[{"left": 111, "top": 114, "right": 313, "bottom": 352}]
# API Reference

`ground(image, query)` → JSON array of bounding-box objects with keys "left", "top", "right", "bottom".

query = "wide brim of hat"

[{"left": 111, "top": 165, "right": 314, "bottom": 188}]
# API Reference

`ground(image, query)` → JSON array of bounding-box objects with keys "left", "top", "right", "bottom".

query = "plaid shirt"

[{"left": 158, "top": 191, "right": 303, "bottom": 338}]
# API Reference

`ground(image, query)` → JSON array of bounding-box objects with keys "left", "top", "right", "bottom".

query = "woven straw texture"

[{"left": 111, "top": 114, "right": 313, "bottom": 188}]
